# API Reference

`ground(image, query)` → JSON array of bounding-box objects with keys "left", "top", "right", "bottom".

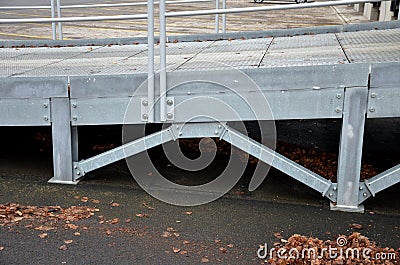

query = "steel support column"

[
  {"left": 332, "top": 87, "right": 368, "bottom": 212},
  {"left": 48, "top": 97, "right": 76, "bottom": 184}
]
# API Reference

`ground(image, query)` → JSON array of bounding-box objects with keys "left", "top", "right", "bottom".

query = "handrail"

[
  {"left": 165, "top": 0, "right": 387, "bottom": 17},
  {"left": 0, "top": 0, "right": 220, "bottom": 40},
  {"left": 0, "top": 0, "right": 211, "bottom": 10},
  {"left": 60, "top": 0, "right": 211, "bottom": 9},
  {"left": 0, "top": 14, "right": 149, "bottom": 23}
]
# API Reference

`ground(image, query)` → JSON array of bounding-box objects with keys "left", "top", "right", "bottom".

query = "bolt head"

[
  {"left": 142, "top": 100, "right": 148, "bottom": 106},
  {"left": 72, "top": 116, "right": 77, "bottom": 121},
  {"left": 333, "top": 187, "right": 337, "bottom": 191},
  {"left": 142, "top": 114, "right": 148, "bottom": 120},
  {"left": 43, "top": 103, "right": 48, "bottom": 108},
  {"left": 166, "top": 113, "right": 173, "bottom": 119},
  {"left": 335, "top": 108, "right": 342, "bottom": 113},
  {"left": 369, "top": 107, "right": 375, "bottom": 112},
  {"left": 72, "top": 103, "right": 77, "bottom": 108},
  {"left": 371, "top": 93, "right": 377, "bottom": 98},
  {"left": 363, "top": 192, "right": 367, "bottom": 197},
  {"left": 336, "top": 94, "right": 342, "bottom": 99},
  {"left": 167, "top": 99, "right": 173, "bottom": 106},
  {"left": 43, "top": 116, "right": 49, "bottom": 121}
]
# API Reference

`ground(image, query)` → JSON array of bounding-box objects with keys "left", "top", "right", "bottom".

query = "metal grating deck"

[{"left": 1, "top": 27, "right": 399, "bottom": 77}]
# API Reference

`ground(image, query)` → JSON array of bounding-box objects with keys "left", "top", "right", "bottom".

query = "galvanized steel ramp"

[{"left": 1, "top": 24, "right": 399, "bottom": 212}]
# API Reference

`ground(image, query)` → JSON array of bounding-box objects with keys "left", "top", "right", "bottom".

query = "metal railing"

[
  {"left": 157, "top": 0, "right": 390, "bottom": 121},
  {"left": 0, "top": 0, "right": 395, "bottom": 121},
  {"left": 0, "top": 0, "right": 224, "bottom": 41}
]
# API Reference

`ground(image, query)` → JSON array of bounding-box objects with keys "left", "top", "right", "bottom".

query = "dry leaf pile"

[
  {"left": 178, "top": 139, "right": 378, "bottom": 182},
  {"left": 267, "top": 232, "right": 399, "bottom": 265},
  {"left": 0, "top": 203, "right": 97, "bottom": 227}
]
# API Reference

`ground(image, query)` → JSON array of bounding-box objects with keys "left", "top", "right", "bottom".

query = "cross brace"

[{"left": 72, "top": 122, "right": 337, "bottom": 202}]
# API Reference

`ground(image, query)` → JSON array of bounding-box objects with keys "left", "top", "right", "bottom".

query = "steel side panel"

[
  {"left": 368, "top": 62, "right": 400, "bottom": 118},
  {"left": 0, "top": 98, "right": 51, "bottom": 126},
  {"left": 171, "top": 88, "right": 344, "bottom": 122},
  {"left": 167, "top": 64, "right": 369, "bottom": 92},
  {"left": 367, "top": 87, "right": 400, "bottom": 118},
  {"left": 70, "top": 88, "right": 344, "bottom": 125},
  {"left": 0, "top": 76, "right": 68, "bottom": 99},
  {"left": 70, "top": 97, "right": 141, "bottom": 125},
  {"left": 370, "top": 62, "right": 400, "bottom": 88},
  {"left": 69, "top": 74, "right": 147, "bottom": 98}
]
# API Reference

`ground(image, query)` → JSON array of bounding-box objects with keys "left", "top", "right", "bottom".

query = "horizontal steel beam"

[{"left": 0, "top": 76, "right": 68, "bottom": 99}]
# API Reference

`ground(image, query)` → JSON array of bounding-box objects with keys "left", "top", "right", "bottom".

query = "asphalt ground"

[{"left": 0, "top": 125, "right": 399, "bottom": 264}]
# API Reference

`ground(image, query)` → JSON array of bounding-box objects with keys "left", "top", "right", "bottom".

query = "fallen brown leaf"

[
  {"left": 74, "top": 232, "right": 80, "bottom": 236},
  {"left": 142, "top": 202, "right": 155, "bottom": 210},
  {"left": 91, "top": 199, "right": 100, "bottom": 204},
  {"left": 35, "top": 225, "right": 54, "bottom": 231},
  {"left": 66, "top": 224, "right": 79, "bottom": 230},
  {"left": 0, "top": 246, "right": 4, "bottom": 251},
  {"left": 227, "top": 244, "right": 234, "bottom": 248},
  {"left": 201, "top": 257, "right": 209, "bottom": 263},
  {"left": 185, "top": 211, "right": 192, "bottom": 215},
  {"left": 219, "top": 247, "right": 227, "bottom": 253},
  {"left": 111, "top": 202, "right": 120, "bottom": 207},
  {"left": 274, "top": 232, "right": 283, "bottom": 239},
  {"left": 38, "top": 233, "right": 48, "bottom": 238},
  {"left": 125, "top": 218, "right": 131, "bottom": 223},
  {"left": 214, "top": 239, "right": 221, "bottom": 243},
  {"left": 59, "top": 245, "right": 68, "bottom": 251},
  {"left": 173, "top": 247, "right": 181, "bottom": 253},
  {"left": 110, "top": 218, "right": 119, "bottom": 224},
  {"left": 64, "top": 240, "right": 73, "bottom": 244},
  {"left": 135, "top": 213, "right": 149, "bottom": 218},
  {"left": 180, "top": 250, "right": 188, "bottom": 255},
  {"left": 183, "top": 240, "right": 190, "bottom": 245},
  {"left": 350, "top": 223, "right": 363, "bottom": 230},
  {"left": 81, "top": 197, "right": 89, "bottom": 203}
]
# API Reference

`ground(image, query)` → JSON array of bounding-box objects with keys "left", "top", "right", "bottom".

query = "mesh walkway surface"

[{"left": 1, "top": 27, "right": 399, "bottom": 77}]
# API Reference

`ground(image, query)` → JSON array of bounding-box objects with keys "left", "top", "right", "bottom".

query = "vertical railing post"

[
  {"left": 215, "top": 0, "right": 219, "bottom": 33},
  {"left": 50, "top": 0, "right": 56, "bottom": 40},
  {"left": 222, "top": 0, "right": 226, "bottom": 33},
  {"left": 56, "top": 0, "right": 63, "bottom": 40},
  {"left": 147, "top": 0, "right": 155, "bottom": 122},
  {"left": 159, "top": 0, "right": 167, "bottom": 121}
]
